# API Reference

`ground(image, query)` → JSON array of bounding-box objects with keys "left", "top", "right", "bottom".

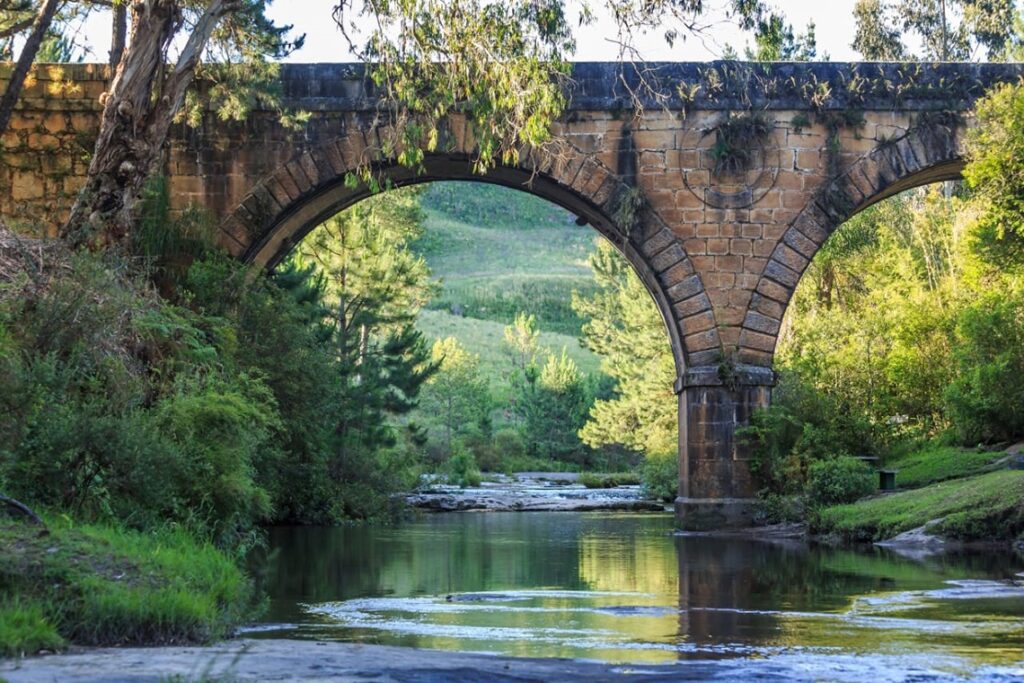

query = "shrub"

[
  {"left": 461, "top": 432, "right": 502, "bottom": 472},
  {"left": 445, "top": 444, "right": 482, "bottom": 488},
  {"left": 806, "top": 457, "right": 876, "bottom": 507},
  {"left": 492, "top": 428, "right": 526, "bottom": 462},
  {"left": 753, "top": 493, "right": 804, "bottom": 525},
  {"left": 642, "top": 454, "right": 678, "bottom": 502},
  {"left": 740, "top": 372, "right": 882, "bottom": 497},
  {"left": 579, "top": 472, "right": 642, "bottom": 488},
  {"left": 944, "top": 289, "right": 1024, "bottom": 445}
]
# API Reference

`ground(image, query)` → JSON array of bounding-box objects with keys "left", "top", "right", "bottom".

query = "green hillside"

[{"left": 414, "top": 182, "right": 599, "bottom": 337}]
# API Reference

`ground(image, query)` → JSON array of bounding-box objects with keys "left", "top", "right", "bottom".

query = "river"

[{"left": 245, "top": 511, "right": 1024, "bottom": 679}]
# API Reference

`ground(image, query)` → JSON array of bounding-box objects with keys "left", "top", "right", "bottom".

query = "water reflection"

[{"left": 249, "top": 512, "right": 1024, "bottom": 672}]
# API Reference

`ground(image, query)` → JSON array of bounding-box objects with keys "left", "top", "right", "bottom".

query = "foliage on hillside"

[{"left": 415, "top": 182, "right": 596, "bottom": 336}]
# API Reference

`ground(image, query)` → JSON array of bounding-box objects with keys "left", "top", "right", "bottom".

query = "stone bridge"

[{"left": 2, "top": 60, "right": 1021, "bottom": 528}]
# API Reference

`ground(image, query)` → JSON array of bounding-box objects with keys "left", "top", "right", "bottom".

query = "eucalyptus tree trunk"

[
  {"left": 62, "top": 0, "right": 239, "bottom": 248},
  {"left": 108, "top": 1, "right": 126, "bottom": 69},
  {"left": 0, "top": 0, "right": 62, "bottom": 136}
]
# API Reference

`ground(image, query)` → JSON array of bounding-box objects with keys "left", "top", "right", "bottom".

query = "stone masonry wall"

[{"left": 2, "top": 61, "right": 1018, "bottom": 526}]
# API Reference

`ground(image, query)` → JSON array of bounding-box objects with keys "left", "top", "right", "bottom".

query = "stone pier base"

[{"left": 675, "top": 365, "right": 774, "bottom": 531}]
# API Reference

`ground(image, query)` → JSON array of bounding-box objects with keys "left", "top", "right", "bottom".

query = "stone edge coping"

[
  {"left": 3, "top": 61, "right": 1022, "bottom": 112},
  {"left": 675, "top": 364, "right": 777, "bottom": 392}
]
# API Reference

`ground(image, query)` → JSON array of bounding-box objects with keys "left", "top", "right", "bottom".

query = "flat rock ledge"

[
  {"left": 405, "top": 474, "right": 668, "bottom": 513},
  {"left": 406, "top": 492, "right": 666, "bottom": 512},
  {"left": 0, "top": 639, "right": 731, "bottom": 682}
]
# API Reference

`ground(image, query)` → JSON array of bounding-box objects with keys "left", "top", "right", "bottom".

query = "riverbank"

[
  {"left": 811, "top": 468, "right": 1024, "bottom": 544},
  {"left": 0, "top": 518, "right": 253, "bottom": 658}
]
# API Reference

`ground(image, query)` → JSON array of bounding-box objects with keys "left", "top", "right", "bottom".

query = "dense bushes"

[
  {"left": 740, "top": 373, "right": 879, "bottom": 504},
  {"left": 0, "top": 196, "right": 435, "bottom": 549},
  {"left": 640, "top": 455, "right": 678, "bottom": 502},
  {"left": 806, "top": 458, "right": 876, "bottom": 507},
  {"left": 741, "top": 140, "right": 1024, "bottom": 519},
  {"left": 944, "top": 287, "right": 1024, "bottom": 444},
  {"left": 0, "top": 248, "right": 278, "bottom": 551}
]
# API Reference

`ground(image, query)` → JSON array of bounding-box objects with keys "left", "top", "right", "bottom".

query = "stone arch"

[
  {"left": 737, "top": 116, "right": 966, "bottom": 367},
  {"left": 217, "top": 117, "right": 720, "bottom": 377}
]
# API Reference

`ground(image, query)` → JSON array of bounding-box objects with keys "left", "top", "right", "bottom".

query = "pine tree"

[
  {"left": 297, "top": 189, "right": 436, "bottom": 486},
  {"left": 572, "top": 240, "right": 677, "bottom": 458}
]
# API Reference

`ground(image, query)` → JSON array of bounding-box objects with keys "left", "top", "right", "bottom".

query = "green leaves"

[
  {"left": 573, "top": 240, "right": 676, "bottom": 458},
  {"left": 336, "top": 0, "right": 572, "bottom": 177},
  {"left": 965, "top": 83, "right": 1024, "bottom": 269},
  {"left": 852, "top": 0, "right": 1017, "bottom": 61}
]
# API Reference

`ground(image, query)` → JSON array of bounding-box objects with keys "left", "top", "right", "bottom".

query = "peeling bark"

[{"left": 62, "top": 0, "right": 240, "bottom": 248}]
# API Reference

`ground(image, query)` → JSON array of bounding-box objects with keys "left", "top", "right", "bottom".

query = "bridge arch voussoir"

[
  {"left": 218, "top": 117, "right": 717, "bottom": 378},
  {"left": 737, "top": 118, "right": 967, "bottom": 368}
]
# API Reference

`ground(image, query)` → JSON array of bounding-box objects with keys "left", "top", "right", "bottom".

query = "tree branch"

[
  {"left": 161, "top": 0, "right": 239, "bottom": 123},
  {"left": 0, "top": 493, "right": 45, "bottom": 526},
  {"left": 109, "top": 1, "right": 126, "bottom": 68},
  {"left": 0, "top": 0, "right": 63, "bottom": 137}
]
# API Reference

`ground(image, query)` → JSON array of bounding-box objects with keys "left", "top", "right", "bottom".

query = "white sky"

[{"left": 70, "top": 0, "right": 863, "bottom": 64}]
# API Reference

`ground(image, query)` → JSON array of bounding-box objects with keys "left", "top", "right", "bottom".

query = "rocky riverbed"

[{"left": 404, "top": 472, "right": 667, "bottom": 512}]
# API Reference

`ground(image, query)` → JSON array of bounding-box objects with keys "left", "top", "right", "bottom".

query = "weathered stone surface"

[{"left": 1, "top": 60, "right": 1010, "bottom": 528}]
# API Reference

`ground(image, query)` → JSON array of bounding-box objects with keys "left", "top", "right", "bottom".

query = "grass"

[
  {"left": 414, "top": 182, "right": 600, "bottom": 335},
  {"left": 0, "top": 516, "right": 254, "bottom": 657},
  {"left": 416, "top": 210, "right": 594, "bottom": 279},
  {"left": 579, "top": 472, "right": 643, "bottom": 488},
  {"left": 0, "top": 599, "right": 64, "bottom": 657},
  {"left": 811, "top": 469, "right": 1024, "bottom": 543},
  {"left": 884, "top": 445, "right": 1006, "bottom": 489},
  {"left": 426, "top": 274, "right": 596, "bottom": 337}
]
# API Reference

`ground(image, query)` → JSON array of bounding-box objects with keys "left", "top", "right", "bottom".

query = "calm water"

[{"left": 249, "top": 512, "right": 1024, "bottom": 679}]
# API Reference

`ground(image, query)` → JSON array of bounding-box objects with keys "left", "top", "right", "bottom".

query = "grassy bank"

[
  {"left": 811, "top": 469, "right": 1024, "bottom": 544},
  {"left": 0, "top": 517, "right": 254, "bottom": 658},
  {"left": 884, "top": 445, "right": 1007, "bottom": 489}
]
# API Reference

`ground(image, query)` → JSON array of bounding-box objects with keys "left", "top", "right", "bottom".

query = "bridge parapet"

[{"left": 2, "top": 60, "right": 1022, "bottom": 529}]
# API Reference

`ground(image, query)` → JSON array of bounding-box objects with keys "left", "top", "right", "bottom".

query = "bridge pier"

[
  {"left": 675, "top": 365, "right": 774, "bottom": 530},
  {"left": 3, "top": 62, "right": 1017, "bottom": 532}
]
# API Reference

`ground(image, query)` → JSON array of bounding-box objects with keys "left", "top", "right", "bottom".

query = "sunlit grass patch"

[
  {"left": 886, "top": 445, "right": 1006, "bottom": 489},
  {"left": 0, "top": 598, "right": 64, "bottom": 658},
  {"left": 0, "top": 516, "right": 255, "bottom": 654},
  {"left": 811, "top": 470, "right": 1024, "bottom": 543}
]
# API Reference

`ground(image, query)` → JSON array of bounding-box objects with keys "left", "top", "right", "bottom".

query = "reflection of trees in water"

[
  {"left": 673, "top": 536, "right": 1024, "bottom": 651},
  {"left": 577, "top": 527, "right": 678, "bottom": 595},
  {"left": 254, "top": 514, "right": 1024, "bottom": 653},
  {"left": 259, "top": 514, "right": 649, "bottom": 614}
]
